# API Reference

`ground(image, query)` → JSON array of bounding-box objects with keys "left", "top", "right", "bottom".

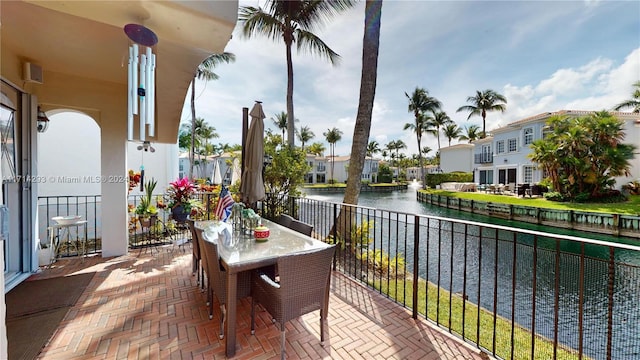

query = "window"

[
  {"left": 523, "top": 166, "right": 534, "bottom": 184},
  {"left": 508, "top": 138, "right": 517, "bottom": 152},
  {"left": 523, "top": 127, "right": 533, "bottom": 145},
  {"left": 479, "top": 169, "right": 494, "bottom": 185},
  {"left": 481, "top": 144, "right": 492, "bottom": 163},
  {"left": 0, "top": 105, "right": 16, "bottom": 182},
  {"left": 496, "top": 140, "right": 505, "bottom": 154}
]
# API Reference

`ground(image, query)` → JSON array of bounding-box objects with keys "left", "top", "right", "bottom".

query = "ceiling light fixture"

[{"left": 37, "top": 106, "right": 49, "bottom": 133}]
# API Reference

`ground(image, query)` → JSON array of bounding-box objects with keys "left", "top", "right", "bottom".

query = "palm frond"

[{"left": 295, "top": 29, "right": 341, "bottom": 65}]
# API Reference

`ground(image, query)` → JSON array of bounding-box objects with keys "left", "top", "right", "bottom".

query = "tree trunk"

[
  {"left": 285, "top": 37, "right": 296, "bottom": 147},
  {"left": 337, "top": 0, "right": 382, "bottom": 241},
  {"left": 190, "top": 77, "right": 196, "bottom": 180},
  {"left": 417, "top": 136, "right": 424, "bottom": 188}
]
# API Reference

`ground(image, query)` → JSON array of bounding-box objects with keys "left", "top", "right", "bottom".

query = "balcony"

[
  {"left": 21, "top": 247, "right": 482, "bottom": 359},
  {"left": 28, "top": 193, "right": 640, "bottom": 359},
  {"left": 474, "top": 153, "right": 493, "bottom": 164}
]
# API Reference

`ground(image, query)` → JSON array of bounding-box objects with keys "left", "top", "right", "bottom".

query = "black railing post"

[
  {"left": 492, "top": 229, "right": 499, "bottom": 355},
  {"left": 531, "top": 235, "right": 538, "bottom": 359},
  {"left": 510, "top": 231, "right": 517, "bottom": 360},
  {"left": 606, "top": 247, "right": 615, "bottom": 359},
  {"left": 332, "top": 202, "right": 338, "bottom": 271},
  {"left": 553, "top": 239, "right": 560, "bottom": 360},
  {"left": 412, "top": 215, "right": 419, "bottom": 319},
  {"left": 578, "top": 242, "right": 585, "bottom": 359},
  {"left": 462, "top": 223, "right": 468, "bottom": 340},
  {"left": 448, "top": 220, "right": 454, "bottom": 332}
]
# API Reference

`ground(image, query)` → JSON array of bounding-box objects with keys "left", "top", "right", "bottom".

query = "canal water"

[{"left": 305, "top": 184, "right": 640, "bottom": 359}]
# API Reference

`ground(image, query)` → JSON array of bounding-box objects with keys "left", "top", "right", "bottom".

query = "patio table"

[
  {"left": 48, "top": 220, "right": 88, "bottom": 265},
  {"left": 197, "top": 218, "right": 331, "bottom": 357}
]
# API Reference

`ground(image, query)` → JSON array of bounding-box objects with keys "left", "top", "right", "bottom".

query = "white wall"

[
  {"left": 38, "top": 111, "right": 101, "bottom": 196},
  {"left": 440, "top": 145, "right": 474, "bottom": 173},
  {"left": 38, "top": 111, "right": 179, "bottom": 198}
]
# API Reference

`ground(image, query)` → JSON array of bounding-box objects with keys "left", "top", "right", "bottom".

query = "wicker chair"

[
  {"left": 288, "top": 219, "right": 313, "bottom": 237},
  {"left": 186, "top": 219, "right": 204, "bottom": 289},
  {"left": 276, "top": 214, "right": 295, "bottom": 228},
  {"left": 250, "top": 245, "right": 336, "bottom": 359},
  {"left": 200, "top": 235, "right": 251, "bottom": 339}
]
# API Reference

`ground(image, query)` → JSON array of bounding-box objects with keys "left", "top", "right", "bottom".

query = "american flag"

[{"left": 214, "top": 185, "right": 235, "bottom": 222}]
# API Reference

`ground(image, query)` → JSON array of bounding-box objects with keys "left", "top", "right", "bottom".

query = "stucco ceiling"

[{"left": 1, "top": 0, "right": 238, "bottom": 143}]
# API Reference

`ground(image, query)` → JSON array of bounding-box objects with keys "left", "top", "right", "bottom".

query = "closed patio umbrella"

[
  {"left": 212, "top": 159, "right": 222, "bottom": 185},
  {"left": 231, "top": 158, "right": 241, "bottom": 185},
  {"left": 240, "top": 101, "right": 266, "bottom": 205}
]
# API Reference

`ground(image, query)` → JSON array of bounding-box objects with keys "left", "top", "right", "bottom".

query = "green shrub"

[
  {"left": 378, "top": 164, "right": 394, "bottom": 183},
  {"left": 426, "top": 172, "right": 473, "bottom": 188},
  {"left": 543, "top": 191, "right": 566, "bottom": 202}
]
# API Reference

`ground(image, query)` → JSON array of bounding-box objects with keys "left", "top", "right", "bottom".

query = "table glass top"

[{"left": 195, "top": 218, "right": 330, "bottom": 266}]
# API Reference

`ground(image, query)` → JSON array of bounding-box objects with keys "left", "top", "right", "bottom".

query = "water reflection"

[{"left": 305, "top": 187, "right": 640, "bottom": 359}]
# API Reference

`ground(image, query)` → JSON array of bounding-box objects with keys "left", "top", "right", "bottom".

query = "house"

[
  {"left": 325, "top": 155, "right": 379, "bottom": 183},
  {"left": 304, "top": 154, "right": 328, "bottom": 184},
  {"left": 438, "top": 110, "right": 640, "bottom": 187},
  {"left": 440, "top": 143, "right": 474, "bottom": 173},
  {"left": 178, "top": 151, "right": 242, "bottom": 185},
  {"left": 1, "top": 1, "right": 237, "bottom": 355}
]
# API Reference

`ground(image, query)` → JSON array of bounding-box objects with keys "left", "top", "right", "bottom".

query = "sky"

[{"left": 181, "top": 0, "right": 640, "bottom": 157}]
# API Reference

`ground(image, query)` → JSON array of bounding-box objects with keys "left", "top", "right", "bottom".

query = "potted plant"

[
  {"left": 166, "top": 177, "right": 200, "bottom": 222},
  {"left": 135, "top": 178, "right": 158, "bottom": 227}
]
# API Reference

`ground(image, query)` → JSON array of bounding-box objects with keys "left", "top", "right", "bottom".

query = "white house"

[
  {"left": 325, "top": 155, "right": 379, "bottom": 184},
  {"left": 455, "top": 110, "right": 640, "bottom": 187}
]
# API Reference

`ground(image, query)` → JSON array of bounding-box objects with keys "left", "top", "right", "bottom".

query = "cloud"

[
  {"left": 500, "top": 46, "right": 640, "bottom": 127},
  {"left": 181, "top": 1, "right": 639, "bottom": 161}
]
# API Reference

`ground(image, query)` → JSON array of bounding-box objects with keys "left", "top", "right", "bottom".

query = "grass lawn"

[
  {"left": 424, "top": 189, "right": 640, "bottom": 215},
  {"left": 372, "top": 276, "right": 585, "bottom": 360},
  {"left": 304, "top": 183, "right": 346, "bottom": 188}
]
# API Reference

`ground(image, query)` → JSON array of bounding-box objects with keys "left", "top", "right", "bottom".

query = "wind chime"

[{"left": 125, "top": 24, "right": 158, "bottom": 191}]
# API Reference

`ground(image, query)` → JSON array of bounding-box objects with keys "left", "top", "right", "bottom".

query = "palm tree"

[
  {"left": 307, "top": 142, "right": 326, "bottom": 157},
  {"left": 271, "top": 111, "right": 288, "bottom": 146},
  {"left": 443, "top": 123, "right": 462, "bottom": 146},
  {"left": 405, "top": 87, "right": 441, "bottom": 188},
  {"left": 459, "top": 124, "right": 481, "bottom": 143},
  {"left": 367, "top": 140, "right": 381, "bottom": 158},
  {"left": 385, "top": 140, "right": 406, "bottom": 167},
  {"left": 456, "top": 89, "right": 507, "bottom": 138},
  {"left": 323, "top": 127, "right": 343, "bottom": 182},
  {"left": 296, "top": 125, "right": 315, "bottom": 151},
  {"left": 421, "top": 146, "right": 432, "bottom": 158},
  {"left": 429, "top": 111, "right": 453, "bottom": 151},
  {"left": 198, "top": 123, "right": 219, "bottom": 177},
  {"left": 342, "top": 0, "right": 382, "bottom": 210},
  {"left": 239, "top": 0, "right": 356, "bottom": 147},
  {"left": 613, "top": 81, "right": 640, "bottom": 113},
  {"left": 189, "top": 52, "right": 235, "bottom": 179},
  {"left": 385, "top": 141, "right": 396, "bottom": 164}
]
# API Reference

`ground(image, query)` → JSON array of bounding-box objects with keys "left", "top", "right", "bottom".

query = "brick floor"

[{"left": 29, "top": 244, "right": 486, "bottom": 359}]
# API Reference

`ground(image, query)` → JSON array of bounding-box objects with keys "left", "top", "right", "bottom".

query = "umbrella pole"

[{"left": 241, "top": 107, "right": 248, "bottom": 186}]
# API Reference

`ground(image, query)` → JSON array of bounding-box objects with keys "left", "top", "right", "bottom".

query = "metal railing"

[
  {"left": 38, "top": 192, "right": 220, "bottom": 254},
  {"left": 264, "top": 194, "right": 640, "bottom": 360},
  {"left": 418, "top": 192, "right": 640, "bottom": 239},
  {"left": 39, "top": 192, "right": 640, "bottom": 359},
  {"left": 38, "top": 195, "right": 101, "bottom": 255},
  {"left": 475, "top": 153, "right": 494, "bottom": 164}
]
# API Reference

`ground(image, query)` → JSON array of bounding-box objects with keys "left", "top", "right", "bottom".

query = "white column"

[{"left": 100, "top": 110, "right": 128, "bottom": 256}]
